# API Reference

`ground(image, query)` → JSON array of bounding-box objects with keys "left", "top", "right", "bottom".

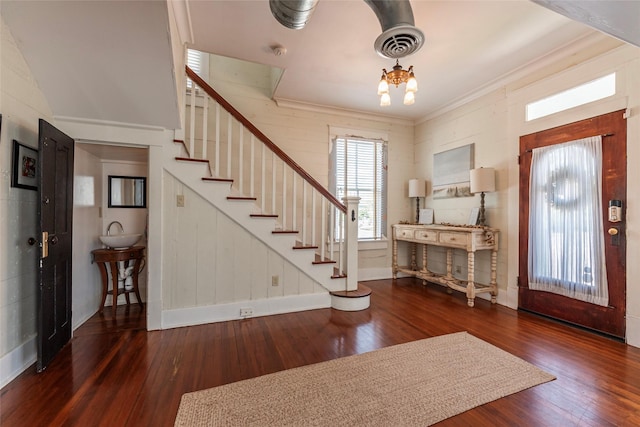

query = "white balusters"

[
  {"left": 189, "top": 85, "right": 196, "bottom": 158},
  {"left": 183, "top": 69, "right": 356, "bottom": 279},
  {"left": 238, "top": 124, "right": 244, "bottom": 193},
  {"left": 202, "top": 95, "right": 208, "bottom": 160},
  {"left": 227, "top": 115, "right": 232, "bottom": 179},
  {"left": 215, "top": 103, "right": 220, "bottom": 175}
]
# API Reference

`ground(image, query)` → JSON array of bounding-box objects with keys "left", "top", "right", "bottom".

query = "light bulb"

[
  {"left": 406, "top": 74, "right": 418, "bottom": 92},
  {"left": 380, "top": 93, "right": 391, "bottom": 107},
  {"left": 377, "top": 77, "right": 389, "bottom": 95},
  {"left": 403, "top": 90, "right": 415, "bottom": 105}
]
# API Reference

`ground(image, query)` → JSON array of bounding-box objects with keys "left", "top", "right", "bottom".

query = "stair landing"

[{"left": 330, "top": 284, "right": 371, "bottom": 311}]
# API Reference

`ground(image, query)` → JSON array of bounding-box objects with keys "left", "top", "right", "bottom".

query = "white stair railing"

[{"left": 182, "top": 67, "right": 358, "bottom": 289}]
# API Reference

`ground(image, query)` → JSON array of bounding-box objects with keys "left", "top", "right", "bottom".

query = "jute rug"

[{"left": 175, "top": 332, "right": 555, "bottom": 426}]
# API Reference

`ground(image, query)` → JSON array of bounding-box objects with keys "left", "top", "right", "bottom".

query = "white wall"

[
  {"left": 0, "top": 16, "right": 53, "bottom": 386},
  {"left": 161, "top": 172, "right": 329, "bottom": 327},
  {"left": 415, "top": 41, "right": 640, "bottom": 346},
  {"left": 72, "top": 147, "right": 103, "bottom": 327}
]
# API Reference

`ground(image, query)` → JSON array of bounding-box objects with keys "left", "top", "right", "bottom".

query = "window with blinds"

[
  {"left": 186, "top": 49, "right": 208, "bottom": 89},
  {"left": 330, "top": 136, "right": 388, "bottom": 240}
]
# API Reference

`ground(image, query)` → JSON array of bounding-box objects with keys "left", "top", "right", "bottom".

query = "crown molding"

[
  {"left": 416, "top": 31, "right": 618, "bottom": 124},
  {"left": 274, "top": 98, "right": 415, "bottom": 127}
]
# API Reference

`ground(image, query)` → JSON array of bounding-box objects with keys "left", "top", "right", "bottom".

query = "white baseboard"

[
  {"left": 626, "top": 314, "right": 640, "bottom": 348},
  {"left": 0, "top": 336, "right": 37, "bottom": 389},
  {"left": 161, "top": 293, "right": 331, "bottom": 330},
  {"left": 357, "top": 267, "right": 393, "bottom": 281}
]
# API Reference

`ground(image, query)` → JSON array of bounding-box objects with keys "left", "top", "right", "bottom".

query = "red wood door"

[{"left": 518, "top": 110, "right": 626, "bottom": 338}]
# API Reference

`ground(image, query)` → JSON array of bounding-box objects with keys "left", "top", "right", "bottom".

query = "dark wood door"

[
  {"left": 37, "top": 119, "right": 74, "bottom": 372},
  {"left": 518, "top": 110, "right": 626, "bottom": 338}
]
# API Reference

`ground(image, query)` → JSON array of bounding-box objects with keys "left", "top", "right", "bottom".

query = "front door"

[
  {"left": 37, "top": 119, "right": 74, "bottom": 372},
  {"left": 518, "top": 110, "right": 626, "bottom": 338}
]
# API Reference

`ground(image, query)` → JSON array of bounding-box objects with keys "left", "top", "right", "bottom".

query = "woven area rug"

[{"left": 175, "top": 332, "right": 555, "bottom": 426}]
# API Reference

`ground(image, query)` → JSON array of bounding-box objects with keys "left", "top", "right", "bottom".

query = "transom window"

[{"left": 526, "top": 73, "right": 615, "bottom": 121}]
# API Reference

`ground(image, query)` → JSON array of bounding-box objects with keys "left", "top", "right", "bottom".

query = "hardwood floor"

[{"left": 2, "top": 278, "right": 640, "bottom": 426}]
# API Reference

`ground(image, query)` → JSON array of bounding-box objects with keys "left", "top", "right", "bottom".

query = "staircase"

[{"left": 166, "top": 66, "right": 370, "bottom": 312}]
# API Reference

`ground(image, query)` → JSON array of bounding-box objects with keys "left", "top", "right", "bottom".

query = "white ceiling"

[{"left": 2, "top": 1, "right": 638, "bottom": 129}]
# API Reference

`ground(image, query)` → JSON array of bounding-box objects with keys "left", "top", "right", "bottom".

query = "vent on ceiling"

[{"left": 374, "top": 25, "right": 424, "bottom": 59}]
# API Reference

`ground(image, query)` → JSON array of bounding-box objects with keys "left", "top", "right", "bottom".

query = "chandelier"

[{"left": 377, "top": 60, "right": 418, "bottom": 106}]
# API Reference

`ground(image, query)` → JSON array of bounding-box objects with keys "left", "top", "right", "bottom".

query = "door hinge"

[{"left": 517, "top": 155, "right": 520, "bottom": 165}]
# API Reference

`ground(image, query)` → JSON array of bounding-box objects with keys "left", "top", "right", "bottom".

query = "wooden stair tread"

[
  {"left": 250, "top": 214, "right": 278, "bottom": 218},
  {"left": 175, "top": 157, "right": 209, "bottom": 163},
  {"left": 227, "top": 196, "right": 257, "bottom": 201},
  {"left": 330, "top": 284, "right": 372, "bottom": 298},
  {"left": 312, "top": 255, "right": 336, "bottom": 265},
  {"left": 202, "top": 177, "right": 233, "bottom": 183},
  {"left": 272, "top": 230, "right": 299, "bottom": 234},
  {"left": 293, "top": 244, "right": 318, "bottom": 250}
]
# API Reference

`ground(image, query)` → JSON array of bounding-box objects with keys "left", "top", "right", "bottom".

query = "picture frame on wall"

[
  {"left": 11, "top": 139, "right": 38, "bottom": 191},
  {"left": 432, "top": 143, "right": 474, "bottom": 199}
]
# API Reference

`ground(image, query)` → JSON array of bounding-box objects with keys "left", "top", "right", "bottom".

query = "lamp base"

[
  {"left": 478, "top": 192, "right": 487, "bottom": 227},
  {"left": 415, "top": 197, "right": 420, "bottom": 224}
]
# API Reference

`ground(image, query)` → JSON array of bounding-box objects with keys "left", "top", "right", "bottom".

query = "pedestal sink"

[{"left": 99, "top": 233, "right": 142, "bottom": 249}]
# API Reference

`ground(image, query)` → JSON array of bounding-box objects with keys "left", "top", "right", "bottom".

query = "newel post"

[{"left": 342, "top": 196, "right": 360, "bottom": 291}]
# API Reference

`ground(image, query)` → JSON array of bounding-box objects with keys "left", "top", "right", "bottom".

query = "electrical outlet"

[
  {"left": 272, "top": 275, "right": 279, "bottom": 286},
  {"left": 177, "top": 194, "right": 185, "bottom": 207},
  {"left": 240, "top": 307, "right": 253, "bottom": 317},
  {"left": 455, "top": 265, "right": 462, "bottom": 274}
]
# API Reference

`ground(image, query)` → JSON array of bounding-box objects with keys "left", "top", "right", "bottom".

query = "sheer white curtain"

[{"left": 528, "top": 136, "right": 609, "bottom": 306}]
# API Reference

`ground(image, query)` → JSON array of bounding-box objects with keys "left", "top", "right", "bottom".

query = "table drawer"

[
  {"left": 438, "top": 232, "right": 468, "bottom": 247},
  {"left": 396, "top": 228, "right": 414, "bottom": 239},
  {"left": 414, "top": 230, "right": 437, "bottom": 243}
]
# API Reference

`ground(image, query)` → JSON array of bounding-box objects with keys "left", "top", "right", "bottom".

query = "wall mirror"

[{"left": 108, "top": 175, "right": 147, "bottom": 208}]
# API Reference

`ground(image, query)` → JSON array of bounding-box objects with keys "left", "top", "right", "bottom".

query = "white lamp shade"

[
  {"left": 408, "top": 179, "right": 426, "bottom": 198},
  {"left": 470, "top": 167, "right": 495, "bottom": 193}
]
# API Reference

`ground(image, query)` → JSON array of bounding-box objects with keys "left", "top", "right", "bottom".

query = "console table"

[
  {"left": 392, "top": 224, "right": 498, "bottom": 307},
  {"left": 91, "top": 246, "right": 145, "bottom": 314}
]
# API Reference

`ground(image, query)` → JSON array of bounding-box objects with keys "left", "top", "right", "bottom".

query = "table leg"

[
  {"left": 467, "top": 251, "right": 476, "bottom": 307},
  {"left": 97, "top": 263, "right": 108, "bottom": 312},
  {"left": 490, "top": 249, "right": 498, "bottom": 304},
  {"left": 108, "top": 262, "right": 120, "bottom": 317},
  {"left": 133, "top": 258, "right": 144, "bottom": 308},
  {"left": 392, "top": 235, "right": 398, "bottom": 279}
]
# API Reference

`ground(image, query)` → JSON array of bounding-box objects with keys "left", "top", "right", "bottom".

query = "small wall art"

[
  {"left": 11, "top": 139, "right": 38, "bottom": 191},
  {"left": 419, "top": 208, "right": 434, "bottom": 225},
  {"left": 432, "top": 143, "right": 474, "bottom": 199}
]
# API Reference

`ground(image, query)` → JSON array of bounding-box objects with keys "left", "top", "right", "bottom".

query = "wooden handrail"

[{"left": 186, "top": 66, "right": 346, "bottom": 213}]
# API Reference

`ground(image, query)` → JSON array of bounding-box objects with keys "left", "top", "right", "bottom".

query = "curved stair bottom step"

[{"left": 330, "top": 284, "right": 371, "bottom": 312}]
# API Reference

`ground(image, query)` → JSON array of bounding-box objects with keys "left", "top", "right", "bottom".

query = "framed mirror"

[{"left": 108, "top": 175, "right": 147, "bottom": 208}]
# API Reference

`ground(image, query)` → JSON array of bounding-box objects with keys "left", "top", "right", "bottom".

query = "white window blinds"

[{"left": 330, "top": 135, "right": 387, "bottom": 240}]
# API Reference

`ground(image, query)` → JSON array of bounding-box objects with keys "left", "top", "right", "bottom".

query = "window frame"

[{"left": 329, "top": 126, "right": 388, "bottom": 245}]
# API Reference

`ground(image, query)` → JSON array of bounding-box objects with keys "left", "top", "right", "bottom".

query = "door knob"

[{"left": 608, "top": 228, "right": 618, "bottom": 236}]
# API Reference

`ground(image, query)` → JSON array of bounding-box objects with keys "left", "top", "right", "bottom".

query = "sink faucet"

[{"left": 107, "top": 221, "right": 124, "bottom": 235}]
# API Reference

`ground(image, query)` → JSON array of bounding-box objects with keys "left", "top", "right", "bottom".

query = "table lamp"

[
  {"left": 408, "top": 178, "right": 426, "bottom": 223},
  {"left": 470, "top": 167, "right": 495, "bottom": 226}
]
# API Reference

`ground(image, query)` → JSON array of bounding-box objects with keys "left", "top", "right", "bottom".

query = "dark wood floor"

[{"left": 2, "top": 278, "right": 640, "bottom": 426}]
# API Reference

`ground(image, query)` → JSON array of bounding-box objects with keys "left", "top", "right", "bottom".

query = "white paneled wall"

[
  {"left": 415, "top": 43, "right": 640, "bottom": 347},
  {"left": 0, "top": 16, "right": 54, "bottom": 386},
  {"left": 162, "top": 172, "right": 326, "bottom": 312}
]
